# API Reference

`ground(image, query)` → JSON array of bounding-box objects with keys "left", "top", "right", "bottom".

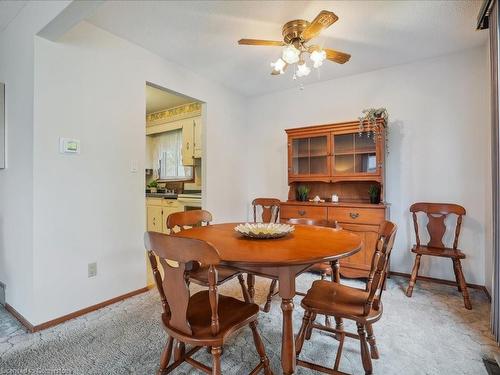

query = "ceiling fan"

[{"left": 238, "top": 10, "right": 350, "bottom": 78}]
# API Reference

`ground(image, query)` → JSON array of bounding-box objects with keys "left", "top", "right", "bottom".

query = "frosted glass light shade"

[{"left": 282, "top": 45, "right": 300, "bottom": 64}]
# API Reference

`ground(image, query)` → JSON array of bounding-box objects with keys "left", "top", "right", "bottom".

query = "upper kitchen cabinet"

[
  {"left": 193, "top": 117, "right": 202, "bottom": 158},
  {"left": 286, "top": 119, "right": 385, "bottom": 183},
  {"left": 181, "top": 117, "right": 195, "bottom": 166}
]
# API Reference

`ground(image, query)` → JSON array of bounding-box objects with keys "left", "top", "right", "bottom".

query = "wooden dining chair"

[
  {"left": 250, "top": 198, "right": 281, "bottom": 312},
  {"left": 166, "top": 210, "right": 250, "bottom": 302},
  {"left": 295, "top": 221, "right": 397, "bottom": 375},
  {"left": 405, "top": 202, "right": 471, "bottom": 309},
  {"left": 145, "top": 232, "right": 272, "bottom": 375},
  {"left": 252, "top": 198, "right": 281, "bottom": 223}
]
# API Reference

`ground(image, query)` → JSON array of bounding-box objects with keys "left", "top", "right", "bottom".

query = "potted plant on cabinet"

[
  {"left": 368, "top": 185, "right": 380, "bottom": 204},
  {"left": 296, "top": 185, "right": 310, "bottom": 202}
]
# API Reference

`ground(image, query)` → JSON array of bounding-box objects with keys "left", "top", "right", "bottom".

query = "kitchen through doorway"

[{"left": 144, "top": 83, "right": 205, "bottom": 285}]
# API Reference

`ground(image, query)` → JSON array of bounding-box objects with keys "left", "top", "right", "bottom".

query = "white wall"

[
  {"left": 30, "top": 21, "right": 248, "bottom": 324},
  {"left": 0, "top": 1, "right": 69, "bottom": 322},
  {"left": 246, "top": 46, "right": 490, "bottom": 285}
]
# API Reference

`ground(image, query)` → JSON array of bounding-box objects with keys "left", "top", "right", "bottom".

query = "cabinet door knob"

[
  {"left": 349, "top": 212, "right": 359, "bottom": 219},
  {"left": 298, "top": 210, "right": 306, "bottom": 216},
  {"left": 186, "top": 142, "right": 190, "bottom": 150}
]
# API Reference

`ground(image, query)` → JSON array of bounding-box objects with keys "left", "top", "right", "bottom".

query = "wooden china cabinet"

[{"left": 280, "top": 119, "right": 389, "bottom": 278}]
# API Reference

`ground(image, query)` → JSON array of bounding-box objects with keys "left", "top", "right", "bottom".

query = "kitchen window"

[{"left": 153, "top": 129, "right": 193, "bottom": 181}]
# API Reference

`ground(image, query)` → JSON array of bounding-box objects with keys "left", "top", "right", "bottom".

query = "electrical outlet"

[{"left": 88, "top": 262, "right": 97, "bottom": 278}]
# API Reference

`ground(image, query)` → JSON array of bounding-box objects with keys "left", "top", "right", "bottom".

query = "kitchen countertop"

[{"left": 145, "top": 193, "right": 178, "bottom": 199}]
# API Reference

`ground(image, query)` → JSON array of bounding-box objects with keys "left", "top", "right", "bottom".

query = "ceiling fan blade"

[
  {"left": 301, "top": 10, "right": 338, "bottom": 40},
  {"left": 238, "top": 39, "right": 285, "bottom": 46},
  {"left": 324, "top": 48, "right": 351, "bottom": 64}
]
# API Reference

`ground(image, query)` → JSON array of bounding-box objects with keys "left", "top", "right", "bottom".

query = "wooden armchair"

[
  {"left": 166, "top": 210, "right": 250, "bottom": 302},
  {"left": 145, "top": 232, "right": 272, "bottom": 375},
  {"left": 295, "top": 221, "right": 397, "bottom": 375},
  {"left": 405, "top": 202, "right": 471, "bottom": 309}
]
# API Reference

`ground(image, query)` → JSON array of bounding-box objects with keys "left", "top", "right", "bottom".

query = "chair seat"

[
  {"left": 163, "top": 291, "right": 259, "bottom": 342},
  {"left": 411, "top": 245, "right": 466, "bottom": 259},
  {"left": 308, "top": 262, "right": 332, "bottom": 275},
  {"left": 301, "top": 280, "right": 382, "bottom": 322},
  {"left": 189, "top": 265, "right": 240, "bottom": 286}
]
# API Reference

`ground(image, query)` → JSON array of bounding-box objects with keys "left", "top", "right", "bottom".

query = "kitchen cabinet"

[
  {"left": 146, "top": 205, "right": 163, "bottom": 233},
  {"left": 181, "top": 116, "right": 202, "bottom": 165},
  {"left": 182, "top": 118, "right": 194, "bottom": 166},
  {"left": 193, "top": 117, "right": 202, "bottom": 158},
  {"left": 146, "top": 198, "right": 184, "bottom": 234}
]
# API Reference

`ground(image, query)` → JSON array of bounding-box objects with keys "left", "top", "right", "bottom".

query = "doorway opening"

[{"left": 144, "top": 82, "right": 205, "bottom": 285}]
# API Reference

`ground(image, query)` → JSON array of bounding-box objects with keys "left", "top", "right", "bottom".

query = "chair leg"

[
  {"left": 247, "top": 274, "right": 256, "bottom": 303},
  {"left": 211, "top": 346, "right": 222, "bottom": 375},
  {"left": 305, "top": 312, "right": 316, "bottom": 340},
  {"left": 238, "top": 274, "right": 251, "bottom": 303},
  {"left": 263, "top": 279, "right": 278, "bottom": 313},
  {"left": 249, "top": 321, "right": 272, "bottom": 375},
  {"left": 453, "top": 259, "right": 472, "bottom": 310},
  {"left": 406, "top": 254, "right": 421, "bottom": 297},
  {"left": 295, "top": 310, "right": 313, "bottom": 356},
  {"left": 366, "top": 323, "right": 379, "bottom": 360},
  {"left": 158, "top": 336, "right": 174, "bottom": 375},
  {"left": 174, "top": 340, "right": 185, "bottom": 361},
  {"left": 452, "top": 260, "right": 462, "bottom": 292},
  {"left": 357, "top": 323, "right": 373, "bottom": 375}
]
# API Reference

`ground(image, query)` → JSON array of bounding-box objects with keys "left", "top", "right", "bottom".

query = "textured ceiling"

[
  {"left": 0, "top": 1, "right": 27, "bottom": 32},
  {"left": 146, "top": 84, "right": 196, "bottom": 114},
  {"left": 87, "top": 1, "right": 486, "bottom": 96}
]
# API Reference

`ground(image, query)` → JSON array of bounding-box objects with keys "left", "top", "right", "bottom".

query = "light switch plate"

[
  {"left": 130, "top": 160, "right": 138, "bottom": 173},
  {"left": 88, "top": 262, "right": 97, "bottom": 278},
  {"left": 59, "top": 138, "right": 80, "bottom": 154}
]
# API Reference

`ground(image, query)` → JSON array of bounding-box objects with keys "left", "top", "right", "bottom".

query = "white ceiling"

[
  {"left": 146, "top": 84, "right": 197, "bottom": 114},
  {"left": 0, "top": 1, "right": 27, "bottom": 32},
  {"left": 89, "top": 1, "right": 486, "bottom": 97}
]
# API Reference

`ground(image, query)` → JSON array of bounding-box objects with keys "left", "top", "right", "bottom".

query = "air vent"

[{"left": 484, "top": 357, "right": 500, "bottom": 375}]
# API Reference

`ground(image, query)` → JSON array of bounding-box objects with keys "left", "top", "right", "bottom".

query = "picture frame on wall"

[{"left": 0, "top": 82, "right": 4, "bottom": 169}]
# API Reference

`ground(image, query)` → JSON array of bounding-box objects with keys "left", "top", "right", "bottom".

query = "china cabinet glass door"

[
  {"left": 333, "top": 132, "right": 378, "bottom": 175},
  {"left": 290, "top": 134, "right": 329, "bottom": 176}
]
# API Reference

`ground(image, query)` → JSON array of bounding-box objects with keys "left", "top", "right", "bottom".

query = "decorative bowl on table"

[{"left": 234, "top": 223, "right": 294, "bottom": 239}]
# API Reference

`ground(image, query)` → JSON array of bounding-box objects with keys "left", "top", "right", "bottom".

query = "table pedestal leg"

[{"left": 279, "top": 268, "right": 296, "bottom": 375}]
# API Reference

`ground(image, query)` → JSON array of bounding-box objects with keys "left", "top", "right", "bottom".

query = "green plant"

[
  {"left": 148, "top": 180, "right": 158, "bottom": 188},
  {"left": 368, "top": 184, "right": 380, "bottom": 204},
  {"left": 296, "top": 185, "right": 310, "bottom": 201}
]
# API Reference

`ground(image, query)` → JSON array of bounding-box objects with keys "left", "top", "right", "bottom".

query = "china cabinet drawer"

[
  {"left": 280, "top": 204, "right": 327, "bottom": 221},
  {"left": 328, "top": 207, "right": 384, "bottom": 225}
]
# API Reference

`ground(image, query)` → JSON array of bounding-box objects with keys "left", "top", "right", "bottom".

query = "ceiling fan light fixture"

[
  {"left": 310, "top": 49, "right": 326, "bottom": 68},
  {"left": 271, "top": 58, "right": 286, "bottom": 74},
  {"left": 296, "top": 62, "right": 311, "bottom": 77},
  {"left": 282, "top": 44, "right": 300, "bottom": 64}
]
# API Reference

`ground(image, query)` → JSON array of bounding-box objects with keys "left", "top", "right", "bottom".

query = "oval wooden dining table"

[{"left": 174, "top": 223, "right": 362, "bottom": 375}]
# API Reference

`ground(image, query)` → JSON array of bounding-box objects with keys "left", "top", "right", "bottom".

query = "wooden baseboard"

[
  {"left": 389, "top": 271, "right": 491, "bottom": 302},
  {"left": 5, "top": 286, "right": 151, "bottom": 333}
]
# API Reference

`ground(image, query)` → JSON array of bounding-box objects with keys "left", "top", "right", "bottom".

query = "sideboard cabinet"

[{"left": 281, "top": 119, "right": 389, "bottom": 278}]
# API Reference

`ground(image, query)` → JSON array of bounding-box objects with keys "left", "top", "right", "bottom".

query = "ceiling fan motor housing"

[{"left": 282, "top": 19, "right": 310, "bottom": 44}]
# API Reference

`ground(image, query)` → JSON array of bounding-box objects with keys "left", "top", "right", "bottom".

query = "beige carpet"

[{"left": 0, "top": 274, "right": 497, "bottom": 374}]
